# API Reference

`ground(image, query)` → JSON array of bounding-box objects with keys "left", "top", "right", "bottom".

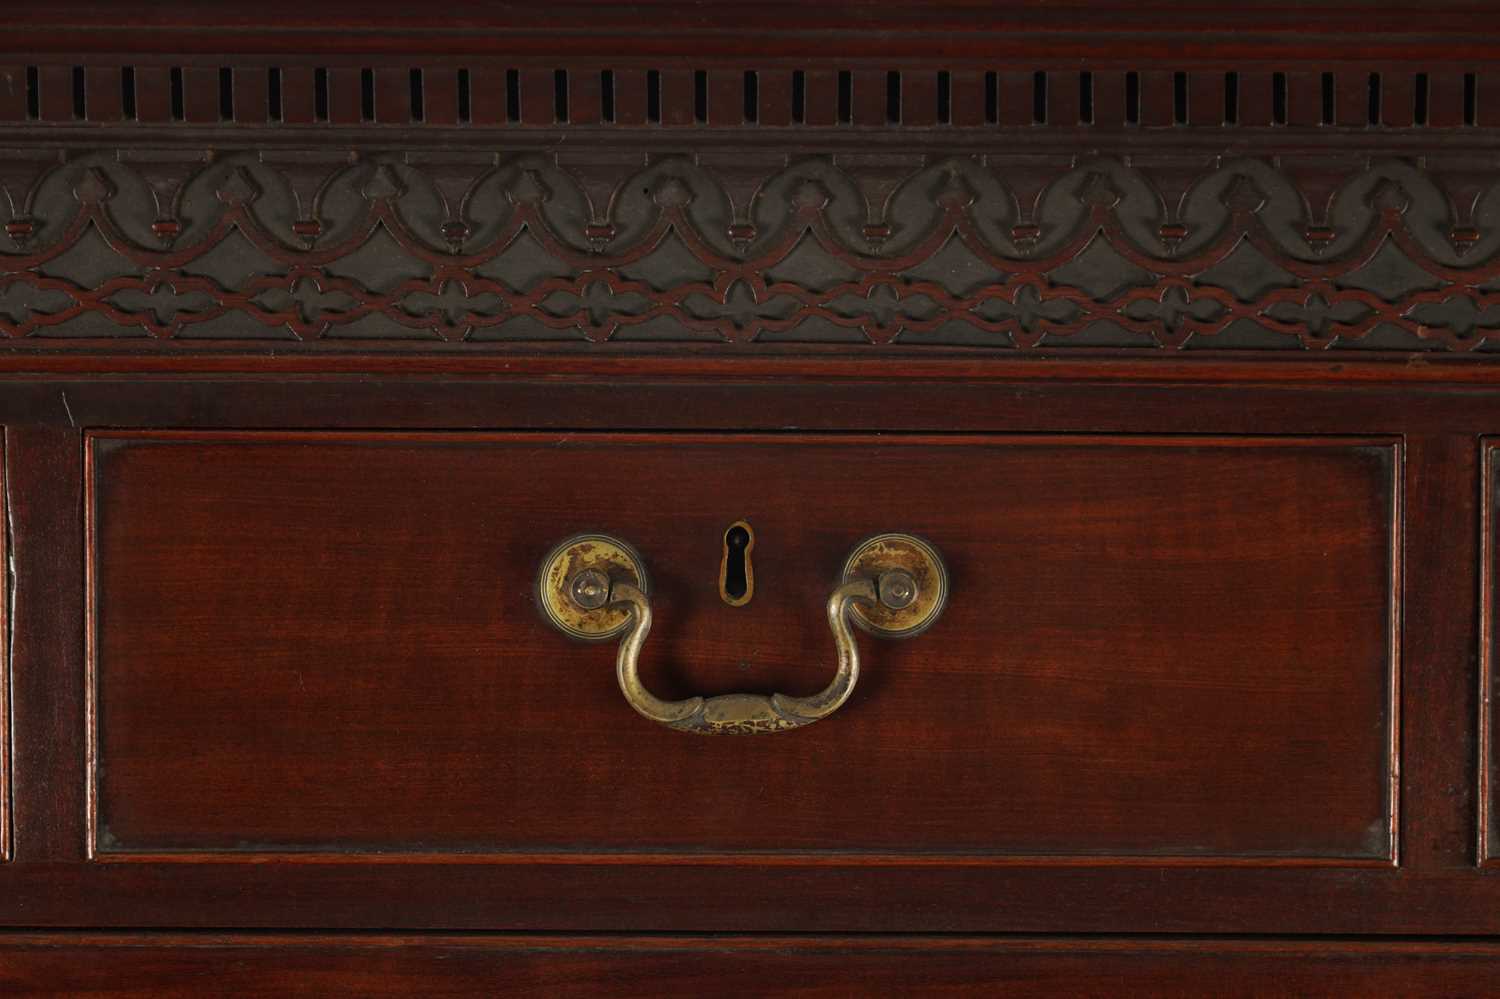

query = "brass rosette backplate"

[
  {"left": 840, "top": 533, "right": 949, "bottom": 638},
  {"left": 537, "top": 533, "right": 649, "bottom": 641}
]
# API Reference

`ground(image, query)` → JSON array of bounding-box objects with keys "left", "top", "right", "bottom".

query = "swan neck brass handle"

[
  {"left": 538, "top": 533, "right": 948, "bottom": 735},
  {"left": 608, "top": 577, "right": 877, "bottom": 734}
]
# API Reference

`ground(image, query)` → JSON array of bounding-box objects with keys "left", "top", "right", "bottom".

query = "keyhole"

[{"left": 719, "top": 521, "right": 755, "bottom": 607}]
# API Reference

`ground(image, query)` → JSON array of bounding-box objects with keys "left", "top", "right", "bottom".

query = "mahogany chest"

[{"left": 3, "top": 2, "right": 1500, "bottom": 994}]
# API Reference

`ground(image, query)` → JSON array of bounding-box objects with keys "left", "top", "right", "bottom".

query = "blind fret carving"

[{"left": 3, "top": 148, "right": 1500, "bottom": 352}]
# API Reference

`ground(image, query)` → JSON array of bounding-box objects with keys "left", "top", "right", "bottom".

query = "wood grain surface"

[
  {"left": 4, "top": 935, "right": 1500, "bottom": 998},
  {"left": 0, "top": 376, "right": 1486, "bottom": 935},
  {"left": 88, "top": 432, "right": 1396, "bottom": 860},
  {"left": 1, "top": 0, "right": 1500, "bottom": 988}
]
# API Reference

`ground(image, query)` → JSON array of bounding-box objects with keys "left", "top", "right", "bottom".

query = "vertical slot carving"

[
  {"left": 410, "top": 68, "right": 425, "bottom": 122},
  {"left": 121, "top": 66, "right": 137, "bottom": 120},
  {"left": 72, "top": 65, "right": 86, "bottom": 119},
  {"left": 268, "top": 67, "right": 282, "bottom": 122},
  {"left": 457, "top": 68, "right": 471, "bottom": 123},
  {"left": 169, "top": 67, "right": 185, "bottom": 121},
  {"left": 646, "top": 69, "right": 661, "bottom": 123},
  {"left": 218, "top": 66, "right": 233, "bottom": 121},
  {"left": 313, "top": 67, "right": 328, "bottom": 122}
]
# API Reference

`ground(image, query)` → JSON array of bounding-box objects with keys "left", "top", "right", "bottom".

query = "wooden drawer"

[{"left": 88, "top": 431, "right": 1396, "bottom": 864}]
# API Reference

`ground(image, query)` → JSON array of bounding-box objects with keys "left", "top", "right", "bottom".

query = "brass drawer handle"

[{"left": 538, "top": 533, "right": 948, "bottom": 735}]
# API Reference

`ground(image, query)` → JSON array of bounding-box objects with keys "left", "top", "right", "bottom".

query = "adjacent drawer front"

[
  {"left": 1484, "top": 439, "right": 1500, "bottom": 866},
  {"left": 89, "top": 432, "right": 1397, "bottom": 861}
]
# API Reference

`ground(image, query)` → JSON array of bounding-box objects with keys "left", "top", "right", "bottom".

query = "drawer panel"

[{"left": 88, "top": 432, "right": 1397, "bottom": 860}]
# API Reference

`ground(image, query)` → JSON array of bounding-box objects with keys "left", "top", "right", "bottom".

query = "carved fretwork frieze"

[{"left": 5, "top": 145, "right": 1500, "bottom": 353}]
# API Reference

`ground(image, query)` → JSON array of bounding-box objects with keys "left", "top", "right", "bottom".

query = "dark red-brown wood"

[
  {"left": 1, "top": 2, "right": 1500, "bottom": 986},
  {"left": 1481, "top": 439, "right": 1500, "bottom": 865},
  {"left": 88, "top": 432, "right": 1395, "bottom": 861},
  {"left": 4, "top": 935, "right": 1500, "bottom": 998},
  {"left": 9, "top": 1, "right": 1500, "bottom": 64},
  {"left": 0, "top": 372, "right": 1489, "bottom": 935}
]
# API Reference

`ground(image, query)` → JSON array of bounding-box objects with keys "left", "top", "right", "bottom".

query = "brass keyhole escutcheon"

[{"left": 719, "top": 520, "right": 755, "bottom": 606}]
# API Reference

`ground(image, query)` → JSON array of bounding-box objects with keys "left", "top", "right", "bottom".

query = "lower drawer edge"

[{"left": 0, "top": 934, "right": 1497, "bottom": 998}]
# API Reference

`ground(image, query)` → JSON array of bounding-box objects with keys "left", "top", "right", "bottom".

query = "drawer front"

[{"left": 88, "top": 432, "right": 1397, "bottom": 861}]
